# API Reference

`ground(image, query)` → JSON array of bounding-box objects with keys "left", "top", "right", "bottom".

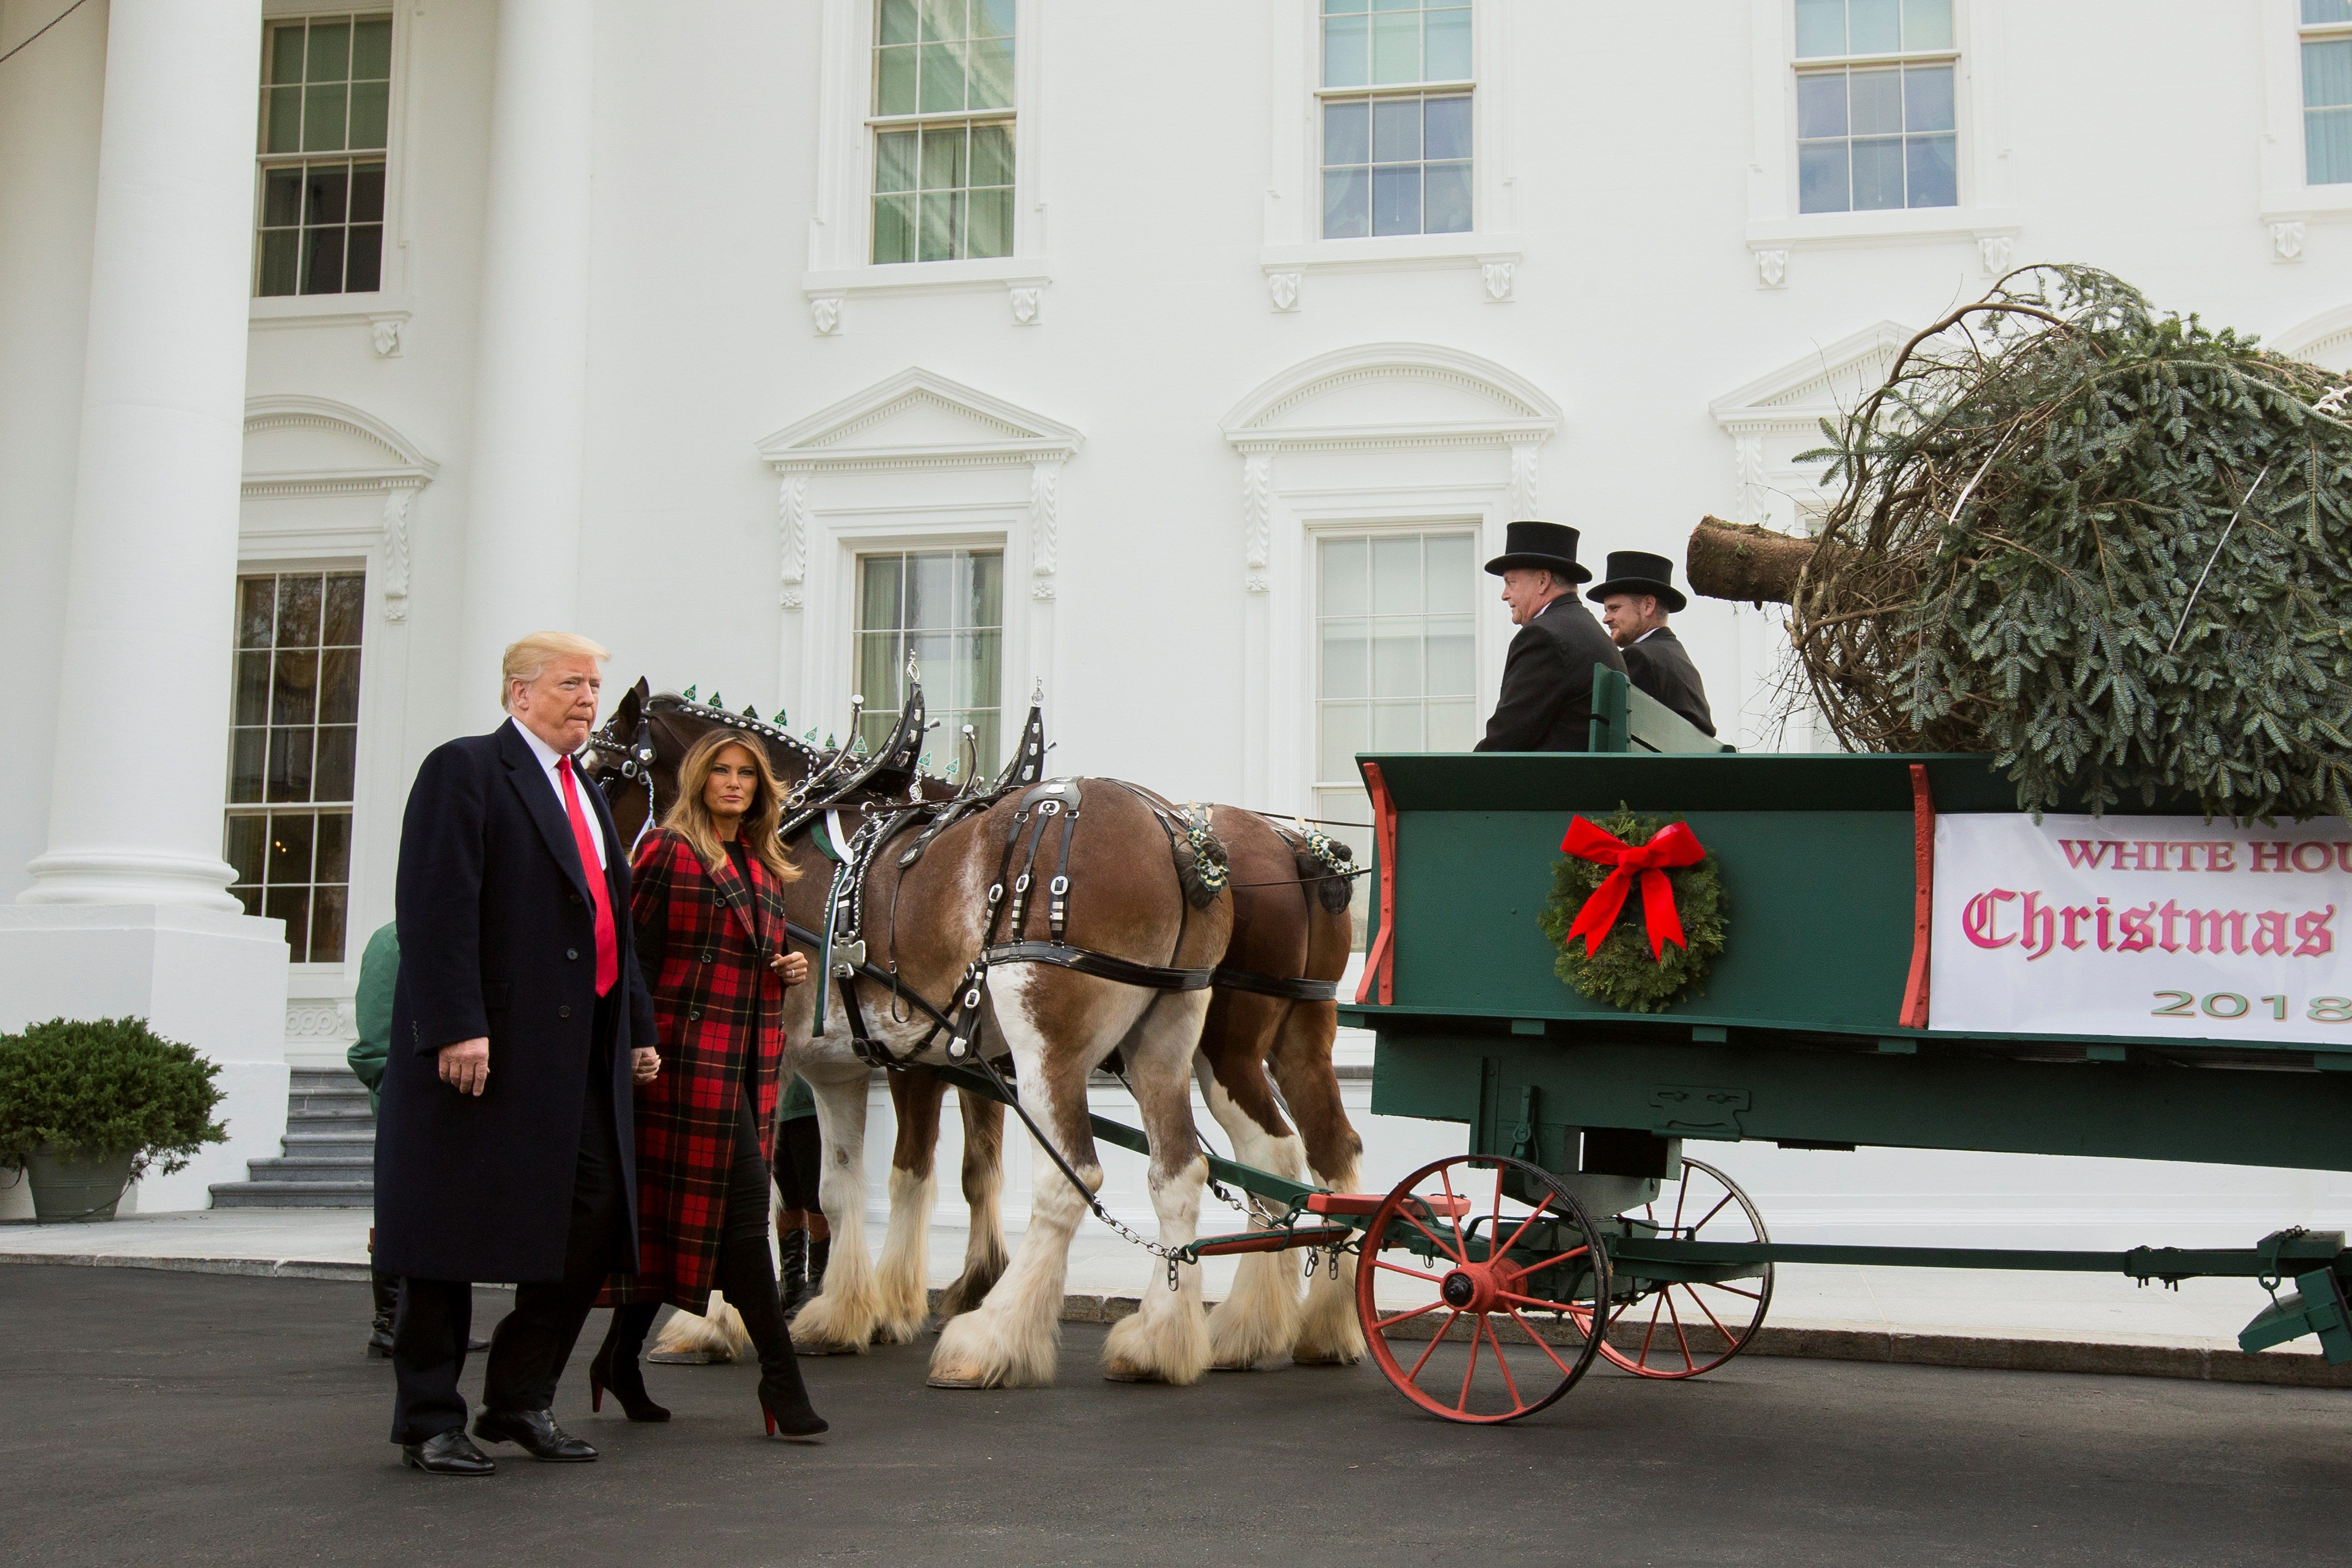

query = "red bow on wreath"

[{"left": 1559, "top": 816, "right": 1708, "bottom": 961}]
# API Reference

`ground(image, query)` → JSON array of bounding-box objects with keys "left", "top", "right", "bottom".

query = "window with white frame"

[
  {"left": 1313, "top": 529, "right": 1475, "bottom": 833},
  {"left": 226, "top": 570, "right": 365, "bottom": 964},
  {"left": 1319, "top": 0, "right": 1472, "bottom": 238},
  {"left": 870, "top": 0, "right": 1015, "bottom": 264},
  {"left": 2308, "top": 1, "right": 2352, "bottom": 185},
  {"left": 1793, "top": 0, "right": 1956, "bottom": 214},
  {"left": 855, "top": 548, "right": 1004, "bottom": 772},
  {"left": 255, "top": 12, "right": 392, "bottom": 297}
]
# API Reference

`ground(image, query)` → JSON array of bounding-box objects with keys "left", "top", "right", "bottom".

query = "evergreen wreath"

[{"left": 1537, "top": 808, "right": 1726, "bottom": 1014}]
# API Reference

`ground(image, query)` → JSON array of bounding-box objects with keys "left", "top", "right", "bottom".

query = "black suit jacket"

[
  {"left": 374, "top": 720, "right": 655, "bottom": 1283},
  {"left": 1623, "top": 626, "right": 1715, "bottom": 737},
  {"left": 1474, "top": 598, "right": 1628, "bottom": 752}
]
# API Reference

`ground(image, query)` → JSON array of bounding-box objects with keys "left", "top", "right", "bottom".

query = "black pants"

[
  {"left": 773, "top": 1113, "right": 821, "bottom": 1214},
  {"left": 389, "top": 993, "right": 628, "bottom": 1443}
]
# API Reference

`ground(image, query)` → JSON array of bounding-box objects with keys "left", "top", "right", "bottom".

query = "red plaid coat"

[{"left": 598, "top": 828, "right": 792, "bottom": 1313}]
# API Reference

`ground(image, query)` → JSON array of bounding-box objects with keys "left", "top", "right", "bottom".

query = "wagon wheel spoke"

[
  {"left": 1434, "top": 1168, "right": 1471, "bottom": 1263},
  {"left": 1662, "top": 1281, "right": 1697, "bottom": 1372},
  {"left": 1373, "top": 1299, "right": 1449, "bottom": 1333},
  {"left": 1456, "top": 1317, "right": 1484, "bottom": 1411},
  {"left": 1403, "top": 1310, "right": 1460, "bottom": 1385},
  {"left": 1683, "top": 1190, "right": 1737, "bottom": 1236},
  {"left": 1504, "top": 1305, "right": 1582, "bottom": 1380},
  {"left": 1490, "top": 1193, "right": 1559, "bottom": 1264},
  {"left": 1512, "top": 1242, "right": 1590, "bottom": 1277},
  {"left": 1681, "top": 1284, "right": 1740, "bottom": 1347},
  {"left": 1497, "top": 1287, "right": 1587, "bottom": 1315},
  {"left": 1481, "top": 1318, "right": 1526, "bottom": 1413},
  {"left": 1371, "top": 1258, "right": 1448, "bottom": 1287}
]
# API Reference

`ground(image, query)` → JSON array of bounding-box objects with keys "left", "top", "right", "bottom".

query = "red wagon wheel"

[
  {"left": 1598, "top": 1156, "right": 1773, "bottom": 1379},
  {"left": 1355, "top": 1153, "right": 1611, "bottom": 1424}
]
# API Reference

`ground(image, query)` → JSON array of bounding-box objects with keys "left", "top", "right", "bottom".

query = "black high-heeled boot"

[
  {"left": 776, "top": 1227, "right": 810, "bottom": 1318},
  {"left": 587, "top": 1302, "right": 671, "bottom": 1422},
  {"left": 368, "top": 1269, "right": 397, "bottom": 1359},
  {"left": 720, "top": 1227, "right": 828, "bottom": 1437}
]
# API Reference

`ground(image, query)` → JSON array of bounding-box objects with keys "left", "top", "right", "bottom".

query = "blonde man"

[{"left": 375, "top": 631, "right": 658, "bottom": 1476}]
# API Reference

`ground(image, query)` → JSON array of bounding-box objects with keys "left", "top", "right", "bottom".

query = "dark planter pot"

[{"left": 24, "top": 1145, "right": 137, "bottom": 1223}]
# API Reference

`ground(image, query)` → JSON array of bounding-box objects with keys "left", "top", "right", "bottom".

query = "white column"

[
  {"left": 0, "top": 0, "right": 288, "bottom": 1216},
  {"left": 459, "top": 0, "right": 595, "bottom": 718},
  {"left": 21, "top": 0, "right": 265, "bottom": 909}
]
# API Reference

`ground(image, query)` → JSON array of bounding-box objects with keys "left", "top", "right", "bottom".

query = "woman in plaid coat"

[{"left": 588, "top": 728, "right": 827, "bottom": 1438}]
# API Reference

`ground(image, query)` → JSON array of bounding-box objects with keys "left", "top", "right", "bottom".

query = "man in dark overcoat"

[
  {"left": 1473, "top": 520, "right": 1628, "bottom": 752},
  {"left": 1589, "top": 549, "right": 1715, "bottom": 737},
  {"left": 375, "top": 630, "right": 657, "bottom": 1475}
]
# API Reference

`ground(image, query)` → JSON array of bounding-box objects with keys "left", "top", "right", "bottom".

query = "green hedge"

[{"left": 0, "top": 1017, "right": 226, "bottom": 1179}]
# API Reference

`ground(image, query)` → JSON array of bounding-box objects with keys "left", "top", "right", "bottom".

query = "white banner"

[{"left": 1929, "top": 813, "right": 2352, "bottom": 1044}]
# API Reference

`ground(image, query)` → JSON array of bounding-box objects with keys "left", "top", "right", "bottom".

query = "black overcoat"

[
  {"left": 374, "top": 720, "right": 655, "bottom": 1283},
  {"left": 1623, "top": 626, "right": 1715, "bottom": 737},
  {"left": 1474, "top": 597, "right": 1628, "bottom": 752}
]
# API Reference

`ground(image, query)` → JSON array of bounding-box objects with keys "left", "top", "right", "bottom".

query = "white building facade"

[{"left": 5, "top": 0, "right": 2352, "bottom": 1238}]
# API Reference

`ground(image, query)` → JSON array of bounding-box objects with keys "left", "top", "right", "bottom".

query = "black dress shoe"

[
  {"left": 472, "top": 1408, "right": 598, "bottom": 1462},
  {"left": 400, "top": 1430, "right": 496, "bottom": 1476}
]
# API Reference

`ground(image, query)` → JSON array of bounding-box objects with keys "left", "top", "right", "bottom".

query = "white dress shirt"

[{"left": 510, "top": 717, "right": 607, "bottom": 869}]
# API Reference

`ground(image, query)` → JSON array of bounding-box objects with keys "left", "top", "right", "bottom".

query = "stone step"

[
  {"left": 243, "top": 1156, "right": 375, "bottom": 1184},
  {"left": 208, "top": 1181, "right": 374, "bottom": 1209},
  {"left": 288, "top": 1106, "right": 374, "bottom": 1126},
  {"left": 282, "top": 1132, "right": 375, "bottom": 1158},
  {"left": 290, "top": 1089, "right": 372, "bottom": 1116}
]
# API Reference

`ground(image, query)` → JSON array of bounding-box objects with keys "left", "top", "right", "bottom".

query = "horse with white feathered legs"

[{"left": 587, "top": 677, "right": 1367, "bottom": 1381}]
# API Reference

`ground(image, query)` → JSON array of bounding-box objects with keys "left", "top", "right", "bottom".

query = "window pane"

[
  {"left": 960, "top": 629, "right": 1000, "bottom": 711},
  {"left": 1323, "top": 11, "right": 1368, "bottom": 88},
  {"left": 1796, "top": 72, "right": 1847, "bottom": 138},
  {"left": 345, "top": 225, "right": 382, "bottom": 291},
  {"left": 307, "top": 20, "right": 350, "bottom": 81},
  {"left": 1322, "top": 537, "right": 1368, "bottom": 616},
  {"left": 1424, "top": 93, "right": 1471, "bottom": 160},
  {"left": 2310, "top": 39, "right": 2352, "bottom": 109},
  {"left": 268, "top": 887, "right": 312, "bottom": 964},
  {"left": 316, "top": 812, "right": 353, "bottom": 884},
  {"left": 225, "top": 816, "right": 266, "bottom": 886},
  {"left": 301, "top": 226, "right": 345, "bottom": 294},
  {"left": 1426, "top": 615, "right": 1474, "bottom": 694},
  {"left": 1904, "top": 63, "right": 1954, "bottom": 132},
  {"left": 1849, "top": 0, "right": 1900, "bottom": 53},
  {"left": 970, "top": 121, "right": 1013, "bottom": 186},
  {"left": 349, "top": 80, "right": 389, "bottom": 148},
  {"left": 974, "top": 0, "right": 1016, "bottom": 37},
  {"left": 1424, "top": 161, "right": 1470, "bottom": 232},
  {"left": 1319, "top": 701, "right": 1369, "bottom": 780},
  {"left": 1372, "top": 95, "right": 1421, "bottom": 161},
  {"left": 320, "top": 648, "right": 363, "bottom": 723},
  {"left": 1852, "top": 136, "right": 1904, "bottom": 209},
  {"left": 909, "top": 551, "right": 955, "bottom": 628},
  {"left": 862, "top": 554, "right": 904, "bottom": 628},
  {"left": 268, "top": 728, "right": 313, "bottom": 803},
  {"left": 304, "top": 163, "right": 349, "bottom": 225},
  {"left": 311, "top": 885, "right": 348, "bottom": 965},
  {"left": 1323, "top": 167, "right": 1369, "bottom": 237},
  {"left": 1325, "top": 0, "right": 1369, "bottom": 10},
  {"left": 1798, "top": 140, "right": 1850, "bottom": 212},
  {"left": 876, "top": 44, "right": 918, "bottom": 114},
  {"left": 349, "top": 162, "right": 386, "bottom": 223},
  {"left": 324, "top": 573, "right": 364, "bottom": 646},
  {"left": 240, "top": 578, "right": 277, "bottom": 646},
  {"left": 969, "top": 34, "right": 1013, "bottom": 110},
  {"left": 265, "top": 85, "right": 302, "bottom": 153},
  {"left": 1425, "top": 696, "right": 1475, "bottom": 751},
  {"left": 1849, "top": 68, "right": 1901, "bottom": 134},
  {"left": 352, "top": 18, "right": 393, "bottom": 78},
  {"left": 2308, "top": 0, "right": 2352, "bottom": 22},
  {"left": 268, "top": 812, "right": 315, "bottom": 884},
  {"left": 921, "top": 123, "right": 967, "bottom": 190},
  {"left": 302, "top": 83, "right": 348, "bottom": 152},
  {"left": 1370, "top": 534, "right": 1421, "bottom": 615},
  {"left": 315, "top": 727, "right": 358, "bottom": 801},
  {"left": 1370, "top": 8, "right": 1419, "bottom": 83},
  {"left": 967, "top": 185, "right": 1012, "bottom": 258},
  {"left": 1901, "top": 0, "right": 1952, "bottom": 50},
  {"left": 270, "top": 23, "right": 306, "bottom": 85},
  {"left": 1323, "top": 620, "right": 1370, "bottom": 699},
  {"left": 873, "top": 193, "right": 917, "bottom": 262},
  {"left": 260, "top": 225, "right": 303, "bottom": 299},
  {"left": 920, "top": 0, "right": 962, "bottom": 41},
  {"left": 1370, "top": 699, "right": 1422, "bottom": 750},
  {"left": 1324, "top": 98, "right": 1371, "bottom": 166},
  {"left": 1794, "top": 0, "right": 1844, "bottom": 58},
  {"left": 277, "top": 575, "right": 322, "bottom": 648},
  {"left": 880, "top": 0, "right": 918, "bottom": 47},
  {"left": 1371, "top": 162, "right": 1421, "bottom": 234},
  {"left": 918, "top": 40, "right": 967, "bottom": 112},
  {"left": 2314, "top": 105, "right": 2352, "bottom": 184},
  {"left": 273, "top": 649, "right": 320, "bottom": 725},
  {"left": 229, "top": 731, "right": 267, "bottom": 804},
  {"left": 876, "top": 128, "right": 918, "bottom": 191},
  {"left": 967, "top": 548, "right": 1003, "bottom": 625},
  {"left": 235, "top": 650, "right": 272, "bottom": 725},
  {"left": 1371, "top": 625, "right": 1421, "bottom": 699},
  {"left": 919, "top": 189, "right": 960, "bottom": 260},
  {"left": 1906, "top": 132, "right": 1956, "bottom": 207},
  {"left": 1425, "top": 6, "right": 1471, "bottom": 79}
]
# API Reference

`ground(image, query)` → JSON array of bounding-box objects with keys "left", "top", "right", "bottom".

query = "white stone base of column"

[
  {"left": 0, "top": 905, "right": 290, "bottom": 1219},
  {"left": 17, "top": 848, "right": 242, "bottom": 911}
]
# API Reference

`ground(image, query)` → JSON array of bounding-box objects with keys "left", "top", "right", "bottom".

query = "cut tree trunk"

[{"left": 1686, "top": 515, "right": 1819, "bottom": 605}]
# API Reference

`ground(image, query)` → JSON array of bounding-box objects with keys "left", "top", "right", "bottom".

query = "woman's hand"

[
  {"left": 771, "top": 950, "right": 810, "bottom": 987},
  {"left": 631, "top": 1046, "right": 661, "bottom": 1084}
]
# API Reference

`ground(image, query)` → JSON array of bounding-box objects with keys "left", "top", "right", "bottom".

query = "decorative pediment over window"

[
  {"left": 1708, "top": 321, "right": 1912, "bottom": 532},
  {"left": 242, "top": 395, "right": 437, "bottom": 621},
  {"left": 755, "top": 368, "right": 1081, "bottom": 610},
  {"left": 2274, "top": 304, "right": 2352, "bottom": 374}
]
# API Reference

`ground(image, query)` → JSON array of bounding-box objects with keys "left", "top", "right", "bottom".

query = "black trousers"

[
  {"left": 389, "top": 992, "right": 628, "bottom": 1443},
  {"left": 773, "top": 1112, "right": 821, "bottom": 1215}
]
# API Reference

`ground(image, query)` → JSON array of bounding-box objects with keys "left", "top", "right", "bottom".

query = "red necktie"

[{"left": 558, "top": 755, "right": 619, "bottom": 997}]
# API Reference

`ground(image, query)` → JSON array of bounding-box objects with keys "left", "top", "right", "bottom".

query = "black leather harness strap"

[
  {"left": 986, "top": 939, "right": 1215, "bottom": 992},
  {"left": 1207, "top": 966, "right": 1342, "bottom": 1002}
]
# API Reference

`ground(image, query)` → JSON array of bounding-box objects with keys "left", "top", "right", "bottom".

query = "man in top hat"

[
  {"left": 1473, "top": 521, "right": 1628, "bottom": 752},
  {"left": 1589, "top": 550, "right": 1714, "bottom": 737}
]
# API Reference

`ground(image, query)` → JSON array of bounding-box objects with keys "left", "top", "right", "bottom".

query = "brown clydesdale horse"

[{"left": 587, "top": 682, "right": 1365, "bottom": 1381}]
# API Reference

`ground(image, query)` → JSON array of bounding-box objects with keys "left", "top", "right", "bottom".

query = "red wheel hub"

[{"left": 1437, "top": 1259, "right": 1525, "bottom": 1316}]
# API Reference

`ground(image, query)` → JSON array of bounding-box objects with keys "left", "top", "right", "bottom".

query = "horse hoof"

[
  {"left": 1209, "top": 1360, "right": 1260, "bottom": 1373},
  {"left": 926, "top": 1374, "right": 989, "bottom": 1389},
  {"left": 1102, "top": 1366, "right": 1166, "bottom": 1384},
  {"left": 1290, "top": 1352, "right": 1355, "bottom": 1367}
]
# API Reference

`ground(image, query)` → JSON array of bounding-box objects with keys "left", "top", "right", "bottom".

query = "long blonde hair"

[{"left": 660, "top": 730, "right": 798, "bottom": 885}]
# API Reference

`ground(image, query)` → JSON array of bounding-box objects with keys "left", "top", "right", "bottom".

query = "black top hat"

[
  {"left": 1586, "top": 550, "right": 1687, "bottom": 614},
  {"left": 1483, "top": 521, "right": 1590, "bottom": 583}
]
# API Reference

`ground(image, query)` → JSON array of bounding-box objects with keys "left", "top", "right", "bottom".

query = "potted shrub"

[{"left": 0, "top": 1017, "right": 226, "bottom": 1223}]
